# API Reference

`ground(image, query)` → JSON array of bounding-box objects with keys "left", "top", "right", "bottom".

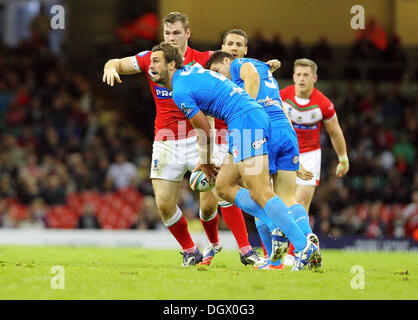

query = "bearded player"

[
  {"left": 280, "top": 58, "right": 349, "bottom": 266},
  {"left": 103, "top": 12, "right": 264, "bottom": 267}
]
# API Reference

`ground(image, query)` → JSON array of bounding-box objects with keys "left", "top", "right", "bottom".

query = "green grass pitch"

[{"left": 0, "top": 246, "right": 417, "bottom": 300}]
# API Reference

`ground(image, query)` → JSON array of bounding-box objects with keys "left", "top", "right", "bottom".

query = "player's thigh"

[
  {"left": 150, "top": 139, "right": 189, "bottom": 181},
  {"left": 151, "top": 179, "right": 181, "bottom": 218},
  {"left": 295, "top": 185, "right": 316, "bottom": 212},
  {"left": 272, "top": 169, "right": 297, "bottom": 207}
]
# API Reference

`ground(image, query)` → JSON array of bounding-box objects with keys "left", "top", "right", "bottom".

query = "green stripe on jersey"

[{"left": 286, "top": 99, "right": 318, "bottom": 111}]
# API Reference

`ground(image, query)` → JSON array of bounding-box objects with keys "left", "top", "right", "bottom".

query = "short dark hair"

[
  {"left": 222, "top": 29, "right": 248, "bottom": 45},
  {"left": 162, "top": 11, "right": 190, "bottom": 30},
  {"left": 206, "top": 50, "right": 235, "bottom": 69},
  {"left": 151, "top": 41, "right": 183, "bottom": 69}
]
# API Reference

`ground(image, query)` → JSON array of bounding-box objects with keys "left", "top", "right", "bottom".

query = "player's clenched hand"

[
  {"left": 102, "top": 68, "right": 122, "bottom": 86},
  {"left": 296, "top": 163, "right": 314, "bottom": 181},
  {"left": 195, "top": 163, "right": 219, "bottom": 184},
  {"left": 266, "top": 59, "right": 281, "bottom": 73},
  {"left": 336, "top": 154, "right": 349, "bottom": 178}
]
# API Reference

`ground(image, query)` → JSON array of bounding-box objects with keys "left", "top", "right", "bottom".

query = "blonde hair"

[{"left": 294, "top": 58, "right": 318, "bottom": 74}]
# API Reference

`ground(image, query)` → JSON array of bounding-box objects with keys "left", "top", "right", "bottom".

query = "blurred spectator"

[
  {"left": 41, "top": 175, "right": 67, "bottom": 205},
  {"left": 310, "top": 36, "right": 333, "bottom": 78},
  {"left": 29, "top": 3, "right": 50, "bottom": 46},
  {"left": 77, "top": 202, "right": 100, "bottom": 229},
  {"left": 268, "top": 33, "right": 287, "bottom": 61},
  {"left": 19, "top": 198, "right": 47, "bottom": 229},
  {"left": 133, "top": 195, "right": 161, "bottom": 230},
  {"left": 105, "top": 152, "right": 138, "bottom": 190},
  {"left": 403, "top": 190, "right": 418, "bottom": 237}
]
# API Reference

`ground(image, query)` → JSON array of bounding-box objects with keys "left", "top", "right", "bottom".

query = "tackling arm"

[
  {"left": 323, "top": 115, "right": 349, "bottom": 178},
  {"left": 102, "top": 57, "right": 141, "bottom": 86}
]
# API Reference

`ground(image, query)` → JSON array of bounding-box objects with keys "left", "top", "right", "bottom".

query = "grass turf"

[{"left": 0, "top": 246, "right": 416, "bottom": 300}]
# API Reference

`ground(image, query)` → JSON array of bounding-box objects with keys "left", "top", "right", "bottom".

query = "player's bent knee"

[
  {"left": 200, "top": 201, "right": 218, "bottom": 217},
  {"left": 154, "top": 197, "right": 177, "bottom": 219},
  {"left": 215, "top": 183, "right": 230, "bottom": 203}
]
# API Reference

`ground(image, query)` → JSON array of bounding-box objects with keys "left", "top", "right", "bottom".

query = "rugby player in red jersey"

[
  {"left": 103, "top": 12, "right": 266, "bottom": 267},
  {"left": 280, "top": 58, "right": 349, "bottom": 266}
]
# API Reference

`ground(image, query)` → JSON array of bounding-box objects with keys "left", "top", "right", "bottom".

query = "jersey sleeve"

[
  {"left": 321, "top": 94, "right": 336, "bottom": 121},
  {"left": 134, "top": 50, "right": 151, "bottom": 73},
  {"left": 230, "top": 59, "right": 244, "bottom": 83},
  {"left": 279, "top": 86, "right": 292, "bottom": 100},
  {"left": 172, "top": 88, "right": 200, "bottom": 119}
]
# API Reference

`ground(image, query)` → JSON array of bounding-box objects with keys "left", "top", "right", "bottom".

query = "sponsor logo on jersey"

[
  {"left": 257, "top": 96, "right": 280, "bottom": 107},
  {"left": 180, "top": 103, "right": 193, "bottom": 117},
  {"left": 252, "top": 137, "right": 267, "bottom": 150},
  {"left": 293, "top": 124, "right": 319, "bottom": 130},
  {"left": 292, "top": 155, "right": 299, "bottom": 164},
  {"left": 154, "top": 85, "right": 173, "bottom": 99},
  {"left": 230, "top": 87, "right": 244, "bottom": 96}
]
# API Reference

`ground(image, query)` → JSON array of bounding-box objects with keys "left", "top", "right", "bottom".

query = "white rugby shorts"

[
  {"left": 150, "top": 136, "right": 228, "bottom": 181},
  {"left": 296, "top": 148, "right": 321, "bottom": 186}
]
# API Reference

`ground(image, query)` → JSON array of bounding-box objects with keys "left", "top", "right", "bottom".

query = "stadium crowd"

[{"left": 0, "top": 33, "right": 416, "bottom": 241}]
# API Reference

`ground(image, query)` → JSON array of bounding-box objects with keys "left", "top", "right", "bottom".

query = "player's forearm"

[
  {"left": 190, "top": 111, "right": 213, "bottom": 164},
  {"left": 104, "top": 57, "right": 138, "bottom": 75},
  {"left": 329, "top": 127, "right": 347, "bottom": 158},
  {"left": 197, "top": 132, "right": 213, "bottom": 164}
]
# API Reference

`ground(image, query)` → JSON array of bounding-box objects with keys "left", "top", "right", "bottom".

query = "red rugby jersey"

[
  {"left": 135, "top": 47, "right": 227, "bottom": 142},
  {"left": 280, "top": 85, "right": 336, "bottom": 153}
]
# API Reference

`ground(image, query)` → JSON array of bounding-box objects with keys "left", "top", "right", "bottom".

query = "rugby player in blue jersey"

[
  {"left": 149, "top": 41, "right": 320, "bottom": 271},
  {"left": 206, "top": 50, "right": 322, "bottom": 270}
]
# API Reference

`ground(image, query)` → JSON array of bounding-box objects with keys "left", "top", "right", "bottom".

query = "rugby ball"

[{"left": 189, "top": 170, "right": 215, "bottom": 192}]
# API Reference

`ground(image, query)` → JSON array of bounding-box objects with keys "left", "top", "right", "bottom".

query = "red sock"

[
  {"left": 288, "top": 242, "right": 295, "bottom": 256},
  {"left": 200, "top": 212, "right": 219, "bottom": 244},
  {"left": 167, "top": 215, "right": 195, "bottom": 251},
  {"left": 261, "top": 242, "right": 268, "bottom": 258},
  {"left": 220, "top": 205, "right": 250, "bottom": 249}
]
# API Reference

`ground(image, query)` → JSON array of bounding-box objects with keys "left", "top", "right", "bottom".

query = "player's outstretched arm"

[
  {"left": 323, "top": 115, "right": 349, "bottom": 178},
  {"left": 102, "top": 57, "right": 140, "bottom": 86}
]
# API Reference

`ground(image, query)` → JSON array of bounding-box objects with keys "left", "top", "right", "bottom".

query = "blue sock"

[
  {"left": 235, "top": 188, "right": 276, "bottom": 232},
  {"left": 264, "top": 196, "right": 307, "bottom": 252},
  {"left": 255, "top": 219, "right": 272, "bottom": 257},
  {"left": 255, "top": 219, "right": 281, "bottom": 266},
  {"left": 290, "top": 204, "right": 312, "bottom": 236}
]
